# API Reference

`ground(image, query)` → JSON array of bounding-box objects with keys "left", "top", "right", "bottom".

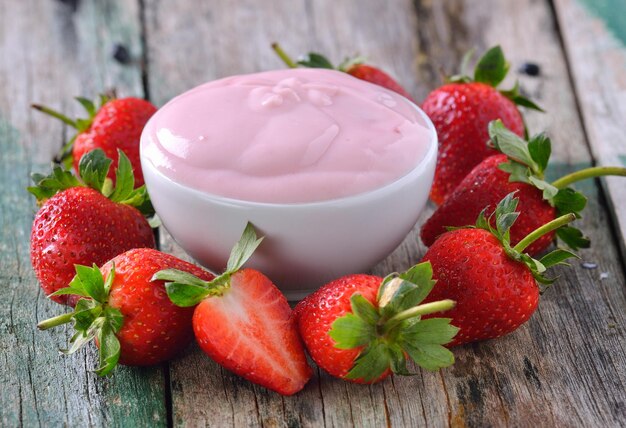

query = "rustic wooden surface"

[
  {"left": 554, "top": 0, "right": 626, "bottom": 264},
  {"left": 1, "top": 0, "right": 625, "bottom": 427}
]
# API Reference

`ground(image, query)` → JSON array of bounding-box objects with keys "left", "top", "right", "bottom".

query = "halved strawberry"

[{"left": 154, "top": 224, "right": 312, "bottom": 396}]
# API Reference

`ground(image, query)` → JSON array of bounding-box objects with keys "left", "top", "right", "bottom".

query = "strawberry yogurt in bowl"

[{"left": 141, "top": 68, "right": 437, "bottom": 299}]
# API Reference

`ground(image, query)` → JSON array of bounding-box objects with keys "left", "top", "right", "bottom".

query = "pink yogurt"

[{"left": 141, "top": 68, "right": 433, "bottom": 203}]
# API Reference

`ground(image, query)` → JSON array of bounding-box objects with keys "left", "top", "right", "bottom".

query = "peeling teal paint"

[{"left": 579, "top": 0, "right": 626, "bottom": 46}]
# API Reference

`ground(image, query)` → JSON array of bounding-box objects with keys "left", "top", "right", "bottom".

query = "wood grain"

[
  {"left": 0, "top": 0, "right": 167, "bottom": 426},
  {"left": 554, "top": 0, "right": 626, "bottom": 262}
]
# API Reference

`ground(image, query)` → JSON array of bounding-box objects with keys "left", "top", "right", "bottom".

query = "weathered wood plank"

[
  {"left": 554, "top": 0, "right": 626, "bottom": 262},
  {"left": 0, "top": 0, "right": 168, "bottom": 426},
  {"left": 144, "top": 0, "right": 626, "bottom": 427}
]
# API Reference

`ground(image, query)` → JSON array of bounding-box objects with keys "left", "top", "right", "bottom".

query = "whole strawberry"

[
  {"left": 154, "top": 223, "right": 312, "bottom": 396},
  {"left": 33, "top": 95, "right": 156, "bottom": 187},
  {"left": 272, "top": 43, "right": 413, "bottom": 99},
  {"left": 420, "top": 120, "right": 626, "bottom": 255},
  {"left": 422, "top": 46, "right": 542, "bottom": 204},
  {"left": 37, "top": 248, "right": 214, "bottom": 375},
  {"left": 293, "top": 263, "right": 458, "bottom": 383},
  {"left": 421, "top": 193, "right": 578, "bottom": 346},
  {"left": 29, "top": 149, "right": 155, "bottom": 306}
]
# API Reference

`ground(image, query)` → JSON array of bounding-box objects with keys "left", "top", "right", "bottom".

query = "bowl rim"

[{"left": 141, "top": 99, "right": 438, "bottom": 209}]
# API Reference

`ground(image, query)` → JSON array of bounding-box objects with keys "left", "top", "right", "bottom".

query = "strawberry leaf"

[
  {"left": 73, "top": 264, "right": 108, "bottom": 303},
  {"left": 539, "top": 249, "right": 578, "bottom": 269},
  {"left": 297, "top": 53, "right": 335, "bottom": 69},
  {"left": 345, "top": 341, "right": 392, "bottom": 382},
  {"left": 108, "top": 150, "right": 154, "bottom": 215},
  {"left": 378, "top": 264, "right": 437, "bottom": 319},
  {"left": 226, "top": 222, "right": 264, "bottom": 273},
  {"left": 75, "top": 96, "right": 97, "bottom": 117},
  {"left": 402, "top": 341, "right": 456, "bottom": 372},
  {"left": 553, "top": 188, "right": 587, "bottom": 216},
  {"left": 350, "top": 294, "right": 380, "bottom": 325},
  {"left": 62, "top": 329, "right": 96, "bottom": 355},
  {"left": 498, "top": 161, "right": 531, "bottom": 184},
  {"left": 387, "top": 344, "right": 413, "bottom": 376},
  {"left": 476, "top": 191, "right": 518, "bottom": 243},
  {"left": 401, "top": 318, "right": 459, "bottom": 346},
  {"left": 397, "top": 317, "right": 458, "bottom": 372},
  {"left": 475, "top": 207, "right": 491, "bottom": 231},
  {"left": 472, "top": 192, "right": 580, "bottom": 284},
  {"left": 488, "top": 121, "right": 596, "bottom": 250},
  {"left": 330, "top": 312, "right": 376, "bottom": 349},
  {"left": 474, "top": 46, "right": 509, "bottom": 87},
  {"left": 72, "top": 299, "right": 103, "bottom": 332},
  {"left": 164, "top": 282, "right": 211, "bottom": 307},
  {"left": 331, "top": 262, "right": 458, "bottom": 381},
  {"left": 27, "top": 164, "right": 82, "bottom": 203},
  {"left": 109, "top": 150, "right": 135, "bottom": 202},
  {"left": 489, "top": 120, "right": 539, "bottom": 172},
  {"left": 528, "top": 176, "right": 559, "bottom": 201},
  {"left": 556, "top": 226, "right": 591, "bottom": 250},
  {"left": 510, "top": 95, "right": 544, "bottom": 112},
  {"left": 78, "top": 149, "right": 112, "bottom": 192},
  {"left": 159, "top": 224, "right": 264, "bottom": 308},
  {"left": 38, "top": 263, "right": 126, "bottom": 376},
  {"left": 153, "top": 268, "right": 214, "bottom": 307},
  {"left": 95, "top": 321, "right": 121, "bottom": 376},
  {"left": 527, "top": 133, "right": 551, "bottom": 174}
]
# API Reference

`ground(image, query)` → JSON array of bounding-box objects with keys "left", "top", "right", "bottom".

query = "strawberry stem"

[
  {"left": 383, "top": 299, "right": 455, "bottom": 333},
  {"left": 551, "top": 166, "right": 626, "bottom": 189},
  {"left": 513, "top": 213, "right": 577, "bottom": 253},
  {"left": 37, "top": 312, "right": 74, "bottom": 330},
  {"left": 271, "top": 43, "right": 298, "bottom": 68},
  {"left": 31, "top": 104, "right": 77, "bottom": 128}
]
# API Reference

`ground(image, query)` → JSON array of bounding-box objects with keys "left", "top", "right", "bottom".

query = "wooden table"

[{"left": 1, "top": 0, "right": 625, "bottom": 426}]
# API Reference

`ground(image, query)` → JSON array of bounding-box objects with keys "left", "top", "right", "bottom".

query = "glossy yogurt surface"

[{"left": 141, "top": 68, "right": 433, "bottom": 203}]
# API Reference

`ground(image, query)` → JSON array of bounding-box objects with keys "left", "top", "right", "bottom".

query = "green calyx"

[
  {"left": 27, "top": 148, "right": 154, "bottom": 217},
  {"left": 32, "top": 93, "right": 115, "bottom": 168},
  {"left": 489, "top": 120, "right": 626, "bottom": 250},
  {"left": 470, "top": 192, "right": 578, "bottom": 288},
  {"left": 447, "top": 45, "right": 543, "bottom": 111},
  {"left": 154, "top": 222, "right": 264, "bottom": 307},
  {"left": 329, "top": 262, "right": 458, "bottom": 382},
  {"left": 37, "top": 263, "right": 123, "bottom": 377},
  {"left": 271, "top": 42, "right": 364, "bottom": 72}
]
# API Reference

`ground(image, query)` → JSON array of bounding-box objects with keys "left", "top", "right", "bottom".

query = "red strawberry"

[
  {"left": 421, "top": 120, "right": 626, "bottom": 255},
  {"left": 293, "top": 264, "right": 458, "bottom": 384},
  {"left": 271, "top": 43, "right": 413, "bottom": 99},
  {"left": 29, "top": 149, "right": 155, "bottom": 306},
  {"left": 32, "top": 95, "right": 156, "bottom": 187},
  {"left": 422, "top": 46, "right": 541, "bottom": 204},
  {"left": 37, "top": 248, "right": 214, "bottom": 375},
  {"left": 155, "top": 223, "right": 312, "bottom": 396},
  {"left": 421, "top": 193, "right": 578, "bottom": 346}
]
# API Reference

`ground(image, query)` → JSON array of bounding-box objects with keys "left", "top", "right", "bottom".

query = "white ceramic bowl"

[{"left": 141, "top": 103, "right": 437, "bottom": 300}]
